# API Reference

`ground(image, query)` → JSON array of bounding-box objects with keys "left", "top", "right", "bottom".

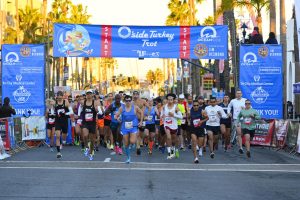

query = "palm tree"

[
  {"left": 235, "top": 0, "right": 270, "bottom": 33},
  {"left": 269, "top": 0, "right": 276, "bottom": 33},
  {"left": 280, "top": 0, "right": 287, "bottom": 114}
]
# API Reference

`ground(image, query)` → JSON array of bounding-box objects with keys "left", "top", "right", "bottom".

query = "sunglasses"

[
  {"left": 245, "top": 103, "right": 251, "bottom": 105},
  {"left": 193, "top": 105, "right": 199, "bottom": 107},
  {"left": 125, "top": 99, "right": 132, "bottom": 102}
]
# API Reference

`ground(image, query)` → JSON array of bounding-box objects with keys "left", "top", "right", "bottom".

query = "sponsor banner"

[
  {"left": 293, "top": 82, "right": 300, "bottom": 94},
  {"left": 1, "top": 44, "right": 45, "bottom": 117},
  {"left": 239, "top": 45, "right": 283, "bottom": 119},
  {"left": 251, "top": 120, "right": 275, "bottom": 146},
  {"left": 21, "top": 116, "right": 46, "bottom": 141},
  {"left": 275, "top": 119, "right": 289, "bottom": 148},
  {"left": 53, "top": 23, "right": 228, "bottom": 59},
  {"left": 0, "top": 119, "right": 9, "bottom": 150}
]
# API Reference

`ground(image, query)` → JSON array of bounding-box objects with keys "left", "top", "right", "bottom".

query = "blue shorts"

[{"left": 121, "top": 127, "right": 138, "bottom": 135}]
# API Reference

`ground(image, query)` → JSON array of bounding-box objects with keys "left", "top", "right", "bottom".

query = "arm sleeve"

[{"left": 65, "top": 106, "right": 74, "bottom": 115}]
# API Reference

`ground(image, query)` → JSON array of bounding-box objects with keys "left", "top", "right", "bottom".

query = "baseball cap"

[
  {"left": 179, "top": 94, "right": 185, "bottom": 99},
  {"left": 86, "top": 89, "right": 93, "bottom": 94}
]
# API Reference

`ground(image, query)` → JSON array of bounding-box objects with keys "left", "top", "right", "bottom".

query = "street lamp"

[{"left": 241, "top": 23, "right": 248, "bottom": 43}]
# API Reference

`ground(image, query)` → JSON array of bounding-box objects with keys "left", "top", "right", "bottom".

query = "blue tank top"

[
  {"left": 111, "top": 102, "right": 122, "bottom": 123},
  {"left": 144, "top": 106, "right": 155, "bottom": 125},
  {"left": 121, "top": 104, "right": 138, "bottom": 130},
  {"left": 190, "top": 107, "right": 205, "bottom": 128}
]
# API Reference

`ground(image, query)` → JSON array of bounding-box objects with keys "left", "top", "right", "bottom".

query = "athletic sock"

[{"left": 56, "top": 146, "right": 60, "bottom": 152}]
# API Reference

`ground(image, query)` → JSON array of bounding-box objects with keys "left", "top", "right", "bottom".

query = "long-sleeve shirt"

[
  {"left": 227, "top": 98, "right": 247, "bottom": 120},
  {"left": 205, "top": 105, "right": 227, "bottom": 126},
  {"left": 237, "top": 108, "right": 261, "bottom": 130}
]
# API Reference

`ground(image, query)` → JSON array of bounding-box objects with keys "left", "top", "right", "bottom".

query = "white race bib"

[
  {"left": 58, "top": 109, "right": 65, "bottom": 114},
  {"left": 49, "top": 118, "right": 55, "bottom": 124},
  {"left": 147, "top": 116, "right": 153, "bottom": 121},
  {"left": 244, "top": 117, "right": 252, "bottom": 125},
  {"left": 85, "top": 113, "right": 93, "bottom": 121},
  {"left": 181, "top": 119, "right": 186, "bottom": 124},
  {"left": 193, "top": 119, "right": 200, "bottom": 127},
  {"left": 209, "top": 115, "right": 217, "bottom": 122},
  {"left": 165, "top": 117, "right": 172, "bottom": 124},
  {"left": 125, "top": 121, "right": 133, "bottom": 129},
  {"left": 77, "top": 119, "right": 82, "bottom": 125},
  {"left": 142, "top": 121, "right": 146, "bottom": 126}
]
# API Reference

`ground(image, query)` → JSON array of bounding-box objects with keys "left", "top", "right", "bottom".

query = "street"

[{"left": 1, "top": 145, "right": 300, "bottom": 200}]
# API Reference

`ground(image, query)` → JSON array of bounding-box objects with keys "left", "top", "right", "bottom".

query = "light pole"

[{"left": 241, "top": 23, "right": 248, "bottom": 43}]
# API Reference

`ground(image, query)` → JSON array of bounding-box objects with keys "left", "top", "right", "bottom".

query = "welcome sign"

[{"left": 53, "top": 24, "right": 228, "bottom": 59}]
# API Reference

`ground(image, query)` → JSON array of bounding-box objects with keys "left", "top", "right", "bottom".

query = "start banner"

[{"left": 53, "top": 23, "right": 228, "bottom": 59}]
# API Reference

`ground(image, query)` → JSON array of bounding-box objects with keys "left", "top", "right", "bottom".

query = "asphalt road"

[{"left": 1, "top": 145, "right": 300, "bottom": 200}]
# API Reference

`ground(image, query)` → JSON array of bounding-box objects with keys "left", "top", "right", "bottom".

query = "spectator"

[
  {"left": 249, "top": 30, "right": 264, "bottom": 44},
  {"left": 0, "top": 97, "right": 16, "bottom": 118},
  {"left": 265, "top": 32, "right": 278, "bottom": 44}
]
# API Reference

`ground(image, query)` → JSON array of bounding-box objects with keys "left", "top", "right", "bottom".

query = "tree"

[{"left": 235, "top": 0, "right": 270, "bottom": 33}]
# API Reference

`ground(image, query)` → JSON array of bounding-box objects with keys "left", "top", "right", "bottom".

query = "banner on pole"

[
  {"left": 53, "top": 24, "right": 228, "bottom": 59},
  {"left": 21, "top": 116, "right": 46, "bottom": 141},
  {"left": 239, "top": 45, "right": 283, "bottom": 119},
  {"left": 1, "top": 44, "right": 45, "bottom": 116}
]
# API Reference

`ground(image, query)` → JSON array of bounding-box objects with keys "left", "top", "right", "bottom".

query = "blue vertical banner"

[
  {"left": 239, "top": 45, "right": 283, "bottom": 119},
  {"left": 1, "top": 44, "right": 45, "bottom": 116}
]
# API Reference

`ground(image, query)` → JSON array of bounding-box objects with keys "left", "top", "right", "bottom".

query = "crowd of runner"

[{"left": 45, "top": 89, "right": 261, "bottom": 163}]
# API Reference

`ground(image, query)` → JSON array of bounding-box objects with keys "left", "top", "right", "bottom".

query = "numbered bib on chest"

[
  {"left": 165, "top": 117, "right": 172, "bottom": 124},
  {"left": 85, "top": 113, "right": 93, "bottom": 121},
  {"left": 49, "top": 118, "right": 55, "bottom": 124},
  {"left": 209, "top": 115, "right": 217, "bottom": 122},
  {"left": 155, "top": 115, "right": 160, "bottom": 121},
  {"left": 125, "top": 121, "right": 133, "bottom": 129},
  {"left": 181, "top": 119, "right": 186, "bottom": 124},
  {"left": 193, "top": 119, "right": 200, "bottom": 127},
  {"left": 57, "top": 109, "right": 65, "bottom": 115},
  {"left": 244, "top": 117, "right": 252, "bottom": 125},
  {"left": 147, "top": 116, "right": 153, "bottom": 121},
  {"left": 142, "top": 121, "right": 146, "bottom": 127},
  {"left": 77, "top": 119, "right": 82, "bottom": 125}
]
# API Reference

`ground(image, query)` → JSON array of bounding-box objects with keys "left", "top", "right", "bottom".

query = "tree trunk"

[
  {"left": 256, "top": 13, "right": 263, "bottom": 34},
  {"left": 76, "top": 57, "right": 80, "bottom": 90},
  {"left": 214, "top": 60, "right": 220, "bottom": 90},
  {"left": 52, "top": 58, "right": 56, "bottom": 92},
  {"left": 56, "top": 59, "right": 60, "bottom": 86},
  {"left": 63, "top": 57, "right": 67, "bottom": 86},
  {"left": 280, "top": 0, "right": 287, "bottom": 117},
  {"left": 270, "top": 0, "right": 276, "bottom": 34},
  {"left": 89, "top": 58, "right": 93, "bottom": 84}
]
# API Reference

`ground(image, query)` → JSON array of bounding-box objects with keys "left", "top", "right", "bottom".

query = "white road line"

[
  {"left": 104, "top": 158, "right": 111, "bottom": 163},
  {"left": 0, "top": 166, "right": 300, "bottom": 173}
]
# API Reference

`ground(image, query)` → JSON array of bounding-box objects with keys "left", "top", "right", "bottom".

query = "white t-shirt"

[
  {"left": 228, "top": 98, "right": 247, "bottom": 120},
  {"left": 161, "top": 104, "right": 182, "bottom": 130},
  {"left": 205, "top": 105, "right": 227, "bottom": 126}
]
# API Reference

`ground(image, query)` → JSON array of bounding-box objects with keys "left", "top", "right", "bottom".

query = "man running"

[
  {"left": 144, "top": 98, "right": 156, "bottom": 155},
  {"left": 45, "top": 98, "right": 56, "bottom": 152},
  {"left": 161, "top": 93, "right": 183, "bottom": 159},
  {"left": 115, "top": 95, "right": 143, "bottom": 163},
  {"left": 237, "top": 99, "right": 260, "bottom": 158},
  {"left": 81, "top": 89, "right": 100, "bottom": 160},
  {"left": 205, "top": 97, "right": 227, "bottom": 159},
  {"left": 227, "top": 89, "right": 247, "bottom": 154},
  {"left": 54, "top": 91, "right": 73, "bottom": 158}
]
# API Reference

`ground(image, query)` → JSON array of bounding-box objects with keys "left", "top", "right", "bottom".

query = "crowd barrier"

[{"left": 0, "top": 117, "right": 299, "bottom": 160}]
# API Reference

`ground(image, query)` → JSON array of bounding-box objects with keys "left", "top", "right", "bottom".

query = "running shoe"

[
  {"left": 198, "top": 148, "right": 203, "bottom": 157},
  {"left": 56, "top": 152, "right": 62, "bottom": 158},
  {"left": 194, "top": 157, "right": 199, "bottom": 164},
  {"left": 118, "top": 147, "right": 123, "bottom": 155},
  {"left": 125, "top": 157, "right": 131, "bottom": 164},
  {"left": 136, "top": 148, "right": 141, "bottom": 155},
  {"left": 246, "top": 151, "right": 251, "bottom": 158},
  {"left": 89, "top": 154, "right": 93, "bottom": 161},
  {"left": 74, "top": 140, "right": 80, "bottom": 146},
  {"left": 239, "top": 148, "right": 244, "bottom": 154},
  {"left": 167, "top": 154, "right": 174, "bottom": 159},
  {"left": 110, "top": 144, "right": 114, "bottom": 150},
  {"left": 180, "top": 146, "right": 184, "bottom": 150},
  {"left": 210, "top": 152, "right": 215, "bottom": 159},
  {"left": 175, "top": 149, "right": 180, "bottom": 158},
  {"left": 84, "top": 148, "right": 89, "bottom": 157}
]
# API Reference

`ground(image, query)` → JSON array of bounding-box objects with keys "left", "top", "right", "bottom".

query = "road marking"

[
  {"left": 0, "top": 166, "right": 300, "bottom": 173},
  {"left": 104, "top": 158, "right": 111, "bottom": 163}
]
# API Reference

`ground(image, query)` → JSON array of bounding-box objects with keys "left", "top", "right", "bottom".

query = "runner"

[
  {"left": 144, "top": 98, "right": 156, "bottom": 155},
  {"left": 219, "top": 95, "right": 232, "bottom": 152},
  {"left": 227, "top": 89, "right": 247, "bottom": 154},
  {"left": 74, "top": 95, "right": 84, "bottom": 150},
  {"left": 237, "top": 99, "right": 261, "bottom": 158},
  {"left": 189, "top": 100, "right": 208, "bottom": 163},
  {"left": 103, "top": 93, "right": 114, "bottom": 149},
  {"left": 177, "top": 94, "right": 187, "bottom": 152},
  {"left": 114, "top": 95, "right": 144, "bottom": 163},
  {"left": 132, "top": 91, "right": 146, "bottom": 155},
  {"left": 205, "top": 97, "right": 227, "bottom": 159},
  {"left": 81, "top": 89, "right": 100, "bottom": 160},
  {"left": 96, "top": 93, "right": 105, "bottom": 151},
  {"left": 105, "top": 94, "right": 123, "bottom": 155},
  {"left": 154, "top": 98, "right": 166, "bottom": 153},
  {"left": 54, "top": 91, "right": 73, "bottom": 158},
  {"left": 161, "top": 93, "right": 183, "bottom": 159},
  {"left": 45, "top": 98, "right": 56, "bottom": 152}
]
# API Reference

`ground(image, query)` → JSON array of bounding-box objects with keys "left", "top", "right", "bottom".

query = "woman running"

[
  {"left": 144, "top": 98, "right": 156, "bottom": 155},
  {"left": 45, "top": 98, "right": 56, "bottom": 152}
]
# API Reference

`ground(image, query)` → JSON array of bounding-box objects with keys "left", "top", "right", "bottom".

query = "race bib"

[
  {"left": 244, "top": 117, "right": 252, "bottom": 125},
  {"left": 193, "top": 119, "right": 200, "bottom": 127},
  {"left": 181, "top": 119, "right": 186, "bottom": 124},
  {"left": 49, "top": 118, "right": 55, "bottom": 124},
  {"left": 209, "top": 115, "right": 217, "bottom": 122},
  {"left": 142, "top": 121, "right": 146, "bottom": 127},
  {"left": 147, "top": 116, "right": 153, "bottom": 121},
  {"left": 85, "top": 113, "right": 93, "bottom": 121},
  {"left": 165, "top": 117, "right": 172, "bottom": 125},
  {"left": 155, "top": 115, "right": 160, "bottom": 121},
  {"left": 125, "top": 121, "right": 133, "bottom": 129},
  {"left": 57, "top": 109, "right": 65, "bottom": 114}
]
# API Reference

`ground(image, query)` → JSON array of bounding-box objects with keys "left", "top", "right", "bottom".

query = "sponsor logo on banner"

[
  {"left": 56, "top": 24, "right": 93, "bottom": 56},
  {"left": 258, "top": 46, "right": 269, "bottom": 58},
  {"left": 3, "top": 52, "right": 21, "bottom": 65},
  {"left": 251, "top": 86, "right": 269, "bottom": 104},
  {"left": 194, "top": 44, "right": 208, "bottom": 58},
  {"left": 241, "top": 52, "right": 258, "bottom": 66},
  {"left": 198, "top": 26, "right": 218, "bottom": 42},
  {"left": 13, "top": 86, "right": 31, "bottom": 103},
  {"left": 20, "top": 46, "right": 31, "bottom": 57}
]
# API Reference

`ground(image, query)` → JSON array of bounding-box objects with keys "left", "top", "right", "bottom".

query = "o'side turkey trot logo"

[
  {"left": 251, "top": 86, "right": 269, "bottom": 104},
  {"left": 241, "top": 52, "right": 258, "bottom": 66}
]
